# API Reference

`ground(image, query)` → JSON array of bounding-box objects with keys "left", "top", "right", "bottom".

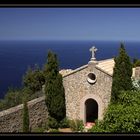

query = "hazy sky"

[{"left": 0, "top": 8, "right": 140, "bottom": 41}]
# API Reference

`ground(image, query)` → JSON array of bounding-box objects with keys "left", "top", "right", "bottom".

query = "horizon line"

[{"left": 0, "top": 39, "right": 140, "bottom": 42}]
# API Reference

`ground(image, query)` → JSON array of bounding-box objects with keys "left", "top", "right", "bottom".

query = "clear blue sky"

[{"left": 0, "top": 8, "right": 140, "bottom": 41}]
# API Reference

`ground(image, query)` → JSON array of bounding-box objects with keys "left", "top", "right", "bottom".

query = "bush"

[
  {"left": 0, "top": 88, "right": 24, "bottom": 111},
  {"left": 22, "top": 98, "right": 30, "bottom": 132},
  {"left": 133, "top": 58, "right": 140, "bottom": 67},
  {"left": 118, "top": 90, "right": 140, "bottom": 105},
  {"left": 88, "top": 120, "right": 106, "bottom": 132},
  {"left": 23, "top": 65, "right": 45, "bottom": 93},
  {"left": 22, "top": 87, "right": 44, "bottom": 101},
  {"left": 59, "top": 118, "right": 70, "bottom": 128},
  {"left": 0, "top": 87, "right": 45, "bottom": 112},
  {"left": 90, "top": 91, "right": 140, "bottom": 133},
  {"left": 69, "top": 119, "right": 84, "bottom": 132},
  {"left": 46, "top": 117, "right": 59, "bottom": 129}
]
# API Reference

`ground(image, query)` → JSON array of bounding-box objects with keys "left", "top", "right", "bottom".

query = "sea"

[{"left": 0, "top": 40, "right": 140, "bottom": 99}]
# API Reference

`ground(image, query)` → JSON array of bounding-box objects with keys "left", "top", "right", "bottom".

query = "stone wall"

[
  {"left": 134, "top": 67, "right": 140, "bottom": 80},
  {"left": 0, "top": 96, "right": 48, "bottom": 132},
  {"left": 63, "top": 62, "right": 112, "bottom": 122}
]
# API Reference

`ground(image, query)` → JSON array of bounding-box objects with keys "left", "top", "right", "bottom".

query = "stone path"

[{"left": 58, "top": 128, "right": 72, "bottom": 132}]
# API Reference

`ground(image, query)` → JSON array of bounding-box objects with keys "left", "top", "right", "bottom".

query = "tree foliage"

[
  {"left": 44, "top": 51, "right": 66, "bottom": 123},
  {"left": 23, "top": 64, "right": 45, "bottom": 93},
  {"left": 22, "top": 96, "right": 30, "bottom": 132},
  {"left": 133, "top": 58, "right": 140, "bottom": 67},
  {"left": 0, "top": 88, "right": 23, "bottom": 111},
  {"left": 111, "top": 43, "right": 133, "bottom": 102},
  {"left": 90, "top": 90, "right": 140, "bottom": 133},
  {"left": 90, "top": 91, "right": 140, "bottom": 132}
]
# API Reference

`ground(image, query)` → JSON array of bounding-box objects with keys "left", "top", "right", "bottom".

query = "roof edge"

[
  {"left": 95, "top": 65, "right": 113, "bottom": 77},
  {"left": 62, "top": 64, "right": 88, "bottom": 78}
]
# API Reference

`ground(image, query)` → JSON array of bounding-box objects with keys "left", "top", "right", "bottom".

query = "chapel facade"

[{"left": 60, "top": 46, "right": 140, "bottom": 124}]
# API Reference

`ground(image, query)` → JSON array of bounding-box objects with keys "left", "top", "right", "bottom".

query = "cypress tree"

[
  {"left": 44, "top": 51, "right": 66, "bottom": 122},
  {"left": 111, "top": 42, "right": 133, "bottom": 102},
  {"left": 22, "top": 97, "right": 30, "bottom": 132}
]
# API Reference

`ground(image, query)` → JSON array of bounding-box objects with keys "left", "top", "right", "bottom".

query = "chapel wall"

[{"left": 63, "top": 63, "right": 112, "bottom": 120}]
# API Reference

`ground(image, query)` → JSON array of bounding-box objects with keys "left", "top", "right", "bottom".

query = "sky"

[{"left": 0, "top": 8, "right": 140, "bottom": 41}]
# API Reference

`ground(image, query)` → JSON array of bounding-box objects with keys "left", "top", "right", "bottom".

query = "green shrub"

[
  {"left": 88, "top": 120, "right": 105, "bottom": 132},
  {"left": 0, "top": 88, "right": 24, "bottom": 111},
  {"left": 69, "top": 119, "right": 84, "bottom": 132},
  {"left": 59, "top": 118, "right": 70, "bottom": 128},
  {"left": 23, "top": 65, "right": 45, "bottom": 93},
  {"left": 90, "top": 91, "right": 140, "bottom": 133},
  {"left": 46, "top": 117, "right": 59, "bottom": 129},
  {"left": 133, "top": 58, "right": 140, "bottom": 67},
  {"left": 22, "top": 98, "right": 30, "bottom": 132}
]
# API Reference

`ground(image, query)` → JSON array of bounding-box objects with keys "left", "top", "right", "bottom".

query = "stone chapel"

[{"left": 60, "top": 46, "right": 140, "bottom": 124}]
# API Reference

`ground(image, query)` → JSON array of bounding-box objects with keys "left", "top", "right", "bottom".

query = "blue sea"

[{"left": 0, "top": 40, "right": 140, "bottom": 99}]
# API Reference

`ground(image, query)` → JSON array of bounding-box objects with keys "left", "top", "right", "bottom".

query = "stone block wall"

[
  {"left": 0, "top": 96, "right": 48, "bottom": 132},
  {"left": 63, "top": 63, "right": 112, "bottom": 122},
  {"left": 135, "top": 67, "right": 140, "bottom": 80}
]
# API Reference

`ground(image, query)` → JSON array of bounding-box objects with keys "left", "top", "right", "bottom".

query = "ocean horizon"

[{"left": 0, "top": 40, "right": 140, "bottom": 99}]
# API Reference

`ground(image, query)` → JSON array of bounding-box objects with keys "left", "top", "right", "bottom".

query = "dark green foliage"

[
  {"left": 0, "top": 88, "right": 24, "bottom": 111},
  {"left": 23, "top": 64, "right": 45, "bottom": 93},
  {"left": 90, "top": 90, "right": 140, "bottom": 132},
  {"left": 118, "top": 90, "right": 140, "bottom": 105},
  {"left": 22, "top": 87, "right": 43, "bottom": 101},
  {"left": 91, "top": 104, "right": 140, "bottom": 132},
  {"left": 43, "top": 50, "right": 59, "bottom": 78},
  {"left": 0, "top": 87, "right": 44, "bottom": 111},
  {"left": 111, "top": 43, "right": 133, "bottom": 102},
  {"left": 46, "top": 74, "right": 66, "bottom": 121},
  {"left": 0, "top": 100, "right": 6, "bottom": 111},
  {"left": 59, "top": 118, "right": 70, "bottom": 128},
  {"left": 44, "top": 51, "right": 66, "bottom": 122},
  {"left": 22, "top": 97, "right": 30, "bottom": 132},
  {"left": 133, "top": 58, "right": 140, "bottom": 67},
  {"left": 4, "top": 88, "right": 23, "bottom": 107},
  {"left": 133, "top": 58, "right": 138, "bottom": 65},
  {"left": 47, "top": 116, "right": 59, "bottom": 129},
  {"left": 88, "top": 120, "right": 105, "bottom": 132},
  {"left": 22, "top": 87, "right": 33, "bottom": 101}
]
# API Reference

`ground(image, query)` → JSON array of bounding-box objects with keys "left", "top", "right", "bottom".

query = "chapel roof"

[
  {"left": 96, "top": 58, "right": 135, "bottom": 77},
  {"left": 59, "top": 58, "right": 136, "bottom": 78}
]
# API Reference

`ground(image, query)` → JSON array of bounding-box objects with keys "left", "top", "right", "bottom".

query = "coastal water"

[{"left": 0, "top": 40, "right": 140, "bottom": 98}]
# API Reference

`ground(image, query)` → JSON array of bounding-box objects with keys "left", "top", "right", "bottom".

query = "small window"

[{"left": 87, "top": 73, "right": 97, "bottom": 84}]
